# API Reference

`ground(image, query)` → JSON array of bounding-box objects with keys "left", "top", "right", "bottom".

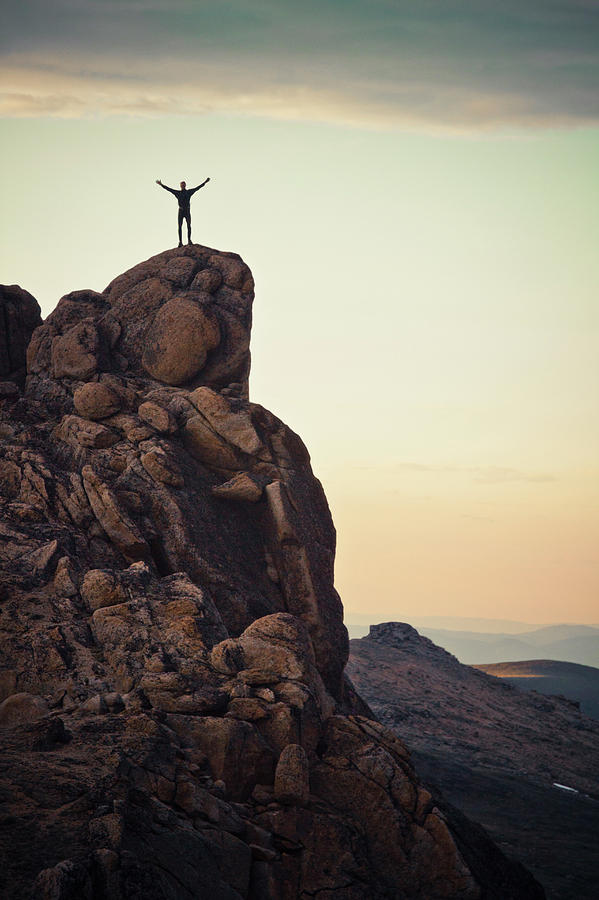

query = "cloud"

[{"left": 1, "top": 1, "right": 598, "bottom": 129}]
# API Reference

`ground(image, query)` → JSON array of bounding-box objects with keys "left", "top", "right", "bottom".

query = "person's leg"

[
  {"left": 186, "top": 212, "right": 192, "bottom": 244},
  {"left": 177, "top": 210, "right": 184, "bottom": 247}
]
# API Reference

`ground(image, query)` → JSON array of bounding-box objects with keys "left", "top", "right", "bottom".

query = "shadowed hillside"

[
  {"left": 348, "top": 622, "right": 599, "bottom": 899},
  {"left": 472, "top": 659, "right": 599, "bottom": 720}
]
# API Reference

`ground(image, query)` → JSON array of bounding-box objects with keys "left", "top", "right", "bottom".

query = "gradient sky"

[{"left": 1, "top": 1, "right": 598, "bottom": 624}]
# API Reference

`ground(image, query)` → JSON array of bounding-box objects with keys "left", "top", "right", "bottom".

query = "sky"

[{"left": 1, "top": 1, "right": 598, "bottom": 625}]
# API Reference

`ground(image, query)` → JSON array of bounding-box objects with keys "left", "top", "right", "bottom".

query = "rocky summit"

[{"left": 0, "top": 246, "right": 542, "bottom": 899}]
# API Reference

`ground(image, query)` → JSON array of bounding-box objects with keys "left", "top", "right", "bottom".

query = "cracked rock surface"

[{"left": 0, "top": 246, "right": 543, "bottom": 899}]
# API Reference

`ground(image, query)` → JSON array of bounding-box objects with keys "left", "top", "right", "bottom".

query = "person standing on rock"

[{"left": 156, "top": 177, "right": 210, "bottom": 247}]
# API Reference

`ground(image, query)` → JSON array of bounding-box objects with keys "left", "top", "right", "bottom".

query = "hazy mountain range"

[{"left": 345, "top": 617, "right": 599, "bottom": 668}]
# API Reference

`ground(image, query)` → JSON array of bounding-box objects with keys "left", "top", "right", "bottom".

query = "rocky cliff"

[{"left": 0, "top": 246, "right": 542, "bottom": 899}]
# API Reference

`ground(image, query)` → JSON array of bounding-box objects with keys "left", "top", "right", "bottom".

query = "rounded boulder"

[
  {"left": 0, "top": 692, "right": 49, "bottom": 728},
  {"left": 81, "top": 569, "right": 125, "bottom": 611},
  {"left": 73, "top": 382, "right": 121, "bottom": 420},
  {"left": 142, "top": 298, "right": 220, "bottom": 386}
]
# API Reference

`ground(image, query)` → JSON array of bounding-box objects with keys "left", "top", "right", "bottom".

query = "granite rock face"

[{"left": 0, "top": 247, "right": 541, "bottom": 899}]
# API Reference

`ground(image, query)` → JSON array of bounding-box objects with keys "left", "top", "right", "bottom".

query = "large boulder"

[
  {"left": 274, "top": 743, "right": 310, "bottom": 805},
  {"left": 51, "top": 319, "right": 100, "bottom": 380},
  {"left": 73, "top": 382, "right": 121, "bottom": 420},
  {"left": 0, "top": 693, "right": 49, "bottom": 727},
  {"left": 0, "top": 285, "right": 42, "bottom": 387},
  {"left": 141, "top": 298, "right": 220, "bottom": 385}
]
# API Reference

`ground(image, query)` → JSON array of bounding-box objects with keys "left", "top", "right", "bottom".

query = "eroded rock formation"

[{"left": 0, "top": 246, "right": 542, "bottom": 899}]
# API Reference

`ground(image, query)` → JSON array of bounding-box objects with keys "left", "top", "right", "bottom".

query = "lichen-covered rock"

[
  {"left": 53, "top": 556, "right": 78, "bottom": 597},
  {"left": 189, "top": 387, "right": 262, "bottom": 454},
  {"left": 82, "top": 466, "right": 149, "bottom": 560},
  {"left": 55, "top": 414, "right": 119, "bottom": 449},
  {"left": 140, "top": 443, "right": 184, "bottom": 487},
  {"left": 0, "top": 693, "right": 49, "bottom": 727},
  {"left": 137, "top": 400, "right": 177, "bottom": 434},
  {"left": 167, "top": 714, "right": 276, "bottom": 800},
  {"left": 183, "top": 412, "right": 244, "bottom": 470},
  {"left": 274, "top": 743, "right": 310, "bottom": 805},
  {"left": 0, "top": 247, "right": 544, "bottom": 900},
  {"left": 191, "top": 267, "right": 222, "bottom": 293},
  {"left": 81, "top": 569, "right": 125, "bottom": 611},
  {"left": 51, "top": 318, "right": 100, "bottom": 380},
  {"left": 211, "top": 471, "right": 263, "bottom": 502},
  {"left": 73, "top": 382, "right": 121, "bottom": 420}
]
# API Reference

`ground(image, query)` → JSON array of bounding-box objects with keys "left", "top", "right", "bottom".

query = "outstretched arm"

[
  {"left": 190, "top": 177, "right": 210, "bottom": 195},
  {"left": 156, "top": 179, "right": 178, "bottom": 195}
]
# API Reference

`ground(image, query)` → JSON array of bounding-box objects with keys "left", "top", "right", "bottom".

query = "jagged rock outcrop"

[{"left": 0, "top": 247, "right": 542, "bottom": 899}]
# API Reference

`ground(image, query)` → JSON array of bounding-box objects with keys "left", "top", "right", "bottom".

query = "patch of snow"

[{"left": 552, "top": 782, "right": 579, "bottom": 793}]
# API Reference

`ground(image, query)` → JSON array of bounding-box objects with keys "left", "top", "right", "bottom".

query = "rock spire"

[{"left": 0, "top": 246, "right": 541, "bottom": 899}]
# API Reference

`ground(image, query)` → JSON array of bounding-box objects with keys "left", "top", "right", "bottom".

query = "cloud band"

[{"left": 1, "top": 1, "right": 598, "bottom": 129}]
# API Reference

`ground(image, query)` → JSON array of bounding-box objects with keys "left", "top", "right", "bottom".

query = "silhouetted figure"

[{"left": 156, "top": 178, "right": 210, "bottom": 247}]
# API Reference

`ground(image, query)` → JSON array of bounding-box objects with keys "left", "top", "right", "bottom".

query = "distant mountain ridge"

[
  {"left": 345, "top": 614, "right": 599, "bottom": 635},
  {"left": 347, "top": 622, "right": 599, "bottom": 899},
  {"left": 473, "top": 659, "right": 599, "bottom": 719},
  {"left": 418, "top": 624, "right": 599, "bottom": 667},
  {"left": 345, "top": 619, "right": 599, "bottom": 667}
]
